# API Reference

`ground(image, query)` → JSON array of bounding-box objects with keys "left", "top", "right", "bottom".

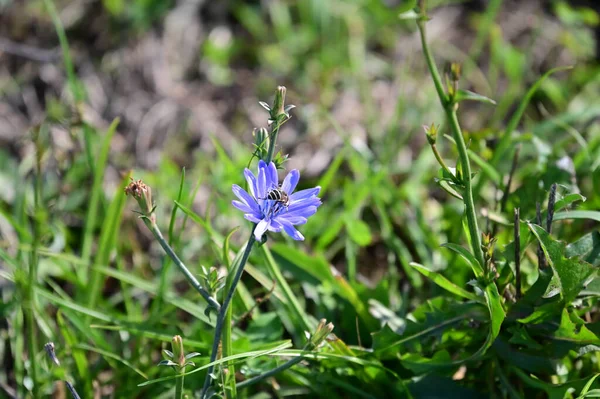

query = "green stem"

[
  {"left": 201, "top": 227, "right": 257, "bottom": 399},
  {"left": 265, "top": 121, "right": 282, "bottom": 165},
  {"left": 237, "top": 355, "right": 304, "bottom": 389},
  {"left": 417, "top": 18, "right": 485, "bottom": 269},
  {"left": 431, "top": 144, "right": 461, "bottom": 185},
  {"left": 222, "top": 296, "right": 237, "bottom": 399},
  {"left": 238, "top": 340, "right": 319, "bottom": 389},
  {"left": 175, "top": 373, "right": 184, "bottom": 399},
  {"left": 144, "top": 219, "right": 221, "bottom": 312}
]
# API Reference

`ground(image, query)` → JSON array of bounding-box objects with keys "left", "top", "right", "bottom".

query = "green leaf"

[
  {"left": 454, "top": 89, "right": 496, "bottom": 105},
  {"left": 436, "top": 179, "right": 463, "bottom": 200},
  {"left": 578, "top": 374, "right": 600, "bottom": 398},
  {"left": 529, "top": 224, "right": 595, "bottom": 303},
  {"left": 442, "top": 243, "right": 484, "bottom": 277},
  {"left": 410, "top": 262, "right": 481, "bottom": 302},
  {"left": 554, "top": 210, "right": 600, "bottom": 223},
  {"left": 397, "top": 0, "right": 417, "bottom": 13},
  {"left": 566, "top": 231, "right": 600, "bottom": 266},
  {"left": 80, "top": 118, "right": 120, "bottom": 281},
  {"left": 372, "top": 300, "right": 484, "bottom": 358},
  {"left": 552, "top": 193, "right": 586, "bottom": 213},
  {"left": 398, "top": 10, "right": 419, "bottom": 20},
  {"left": 552, "top": 309, "right": 600, "bottom": 345},
  {"left": 345, "top": 216, "right": 372, "bottom": 246},
  {"left": 75, "top": 343, "right": 149, "bottom": 379}
]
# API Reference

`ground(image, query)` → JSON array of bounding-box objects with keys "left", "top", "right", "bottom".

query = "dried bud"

[
  {"left": 172, "top": 335, "right": 185, "bottom": 368},
  {"left": 423, "top": 123, "right": 438, "bottom": 145},
  {"left": 125, "top": 178, "right": 154, "bottom": 216}
]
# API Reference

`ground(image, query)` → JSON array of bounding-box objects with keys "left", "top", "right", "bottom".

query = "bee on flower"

[{"left": 232, "top": 160, "right": 321, "bottom": 241}]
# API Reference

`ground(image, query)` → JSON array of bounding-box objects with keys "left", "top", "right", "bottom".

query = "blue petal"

[
  {"left": 280, "top": 219, "right": 305, "bottom": 241},
  {"left": 281, "top": 170, "right": 300, "bottom": 194},
  {"left": 244, "top": 213, "right": 262, "bottom": 223},
  {"left": 257, "top": 163, "right": 267, "bottom": 199},
  {"left": 290, "top": 186, "right": 320, "bottom": 202},
  {"left": 244, "top": 169, "right": 258, "bottom": 198},
  {"left": 267, "top": 162, "right": 278, "bottom": 190},
  {"left": 277, "top": 215, "right": 307, "bottom": 225},
  {"left": 232, "top": 185, "right": 260, "bottom": 213},
  {"left": 268, "top": 219, "right": 284, "bottom": 232},
  {"left": 283, "top": 205, "right": 318, "bottom": 219},
  {"left": 232, "top": 200, "right": 253, "bottom": 213},
  {"left": 288, "top": 198, "right": 321, "bottom": 213},
  {"left": 254, "top": 219, "right": 270, "bottom": 240}
]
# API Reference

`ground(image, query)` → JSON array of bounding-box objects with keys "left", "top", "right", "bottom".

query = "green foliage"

[{"left": 1, "top": 0, "right": 600, "bottom": 398}]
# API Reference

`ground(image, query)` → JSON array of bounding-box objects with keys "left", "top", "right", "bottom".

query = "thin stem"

[
  {"left": 417, "top": 19, "right": 485, "bottom": 269},
  {"left": 431, "top": 143, "right": 461, "bottom": 185},
  {"left": 238, "top": 337, "right": 323, "bottom": 390},
  {"left": 201, "top": 227, "right": 257, "bottom": 399},
  {"left": 546, "top": 183, "right": 557, "bottom": 234},
  {"left": 175, "top": 373, "right": 184, "bottom": 399},
  {"left": 144, "top": 219, "right": 221, "bottom": 312},
  {"left": 536, "top": 202, "right": 546, "bottom": 269},
  {"left": 265, "top": 120, "right": 283, "bottom": 165},
  {"left": 237, "top": 355, "right": 304, "bottom": 389},
  {"left": 514, "top": 208, "right": 521, "bottom": 299}
]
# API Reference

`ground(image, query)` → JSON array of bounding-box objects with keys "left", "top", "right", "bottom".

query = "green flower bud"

[
  {"left": 172, "top": 335, "right": 185, "bottom": 368},
  {"left": 423, "top": 123, "right": 438, "bottom": 145},
  {"left": 271, "top": 86, "right": 287, "bottom": 118}
]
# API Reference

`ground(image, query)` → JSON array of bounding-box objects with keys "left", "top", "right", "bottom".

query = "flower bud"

[
  {"left": 450, "top": 62, "right": 462, "bottom": 82},
  {"left": 271, "top": 86, "right": 287, "bottom": 118},
  {"left": 125, "top": 179, "right": 154, "bottom": 215},
  {"left": 310, "top": 318, "right": 335, "bottom": 348},
  {"left": 171, "top": 335, "right": 185, "bottom": 368},
  {"left": 423, "top": 123, "right": 438, "bottom": 145}
]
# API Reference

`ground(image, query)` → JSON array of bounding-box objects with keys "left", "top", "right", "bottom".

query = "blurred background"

[{"left": 1, "top": 0, "right": 599, "bottom": 397}]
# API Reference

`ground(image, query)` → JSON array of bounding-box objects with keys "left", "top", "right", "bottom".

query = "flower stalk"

[
  {"left": 416, "top": 10, "right": 486, "bottom": 270},
  {"left": 200, "top": 229, "right": 257, "bottom": 398},
  {"left": 158, "top": 336, "right": 200, "bottom": 399},
  {"left": 125, "top": 180, "right": 221, "bottom": 313}
]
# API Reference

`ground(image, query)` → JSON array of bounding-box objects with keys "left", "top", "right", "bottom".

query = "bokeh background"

[{"left": 1, "top": 0, "right": 599, "bottom": 398}]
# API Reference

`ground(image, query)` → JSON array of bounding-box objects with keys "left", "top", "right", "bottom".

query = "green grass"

[{"left": 1, "top": 0, "right": 600, "bottom": 398}]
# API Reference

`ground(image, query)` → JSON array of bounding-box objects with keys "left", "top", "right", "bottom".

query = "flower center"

[{"left": 261, "top": 199, "right": 288, "bottom": 219}]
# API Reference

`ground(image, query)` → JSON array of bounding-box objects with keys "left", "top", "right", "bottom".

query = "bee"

[{"left": 261, "top": 187, "right": 290, "bottom": 209}]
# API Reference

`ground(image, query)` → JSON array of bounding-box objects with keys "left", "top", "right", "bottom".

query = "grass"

[{"left": 1, "top": 0, "right": 600, "bottom": 398}]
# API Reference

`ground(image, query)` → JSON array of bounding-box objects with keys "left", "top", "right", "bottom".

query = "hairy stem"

[
  {"left": 201, "top": 227, "right": 257, "bottom": 398},
  {"left": 417, "top": 17, "right": 485, "bottom": 269}
]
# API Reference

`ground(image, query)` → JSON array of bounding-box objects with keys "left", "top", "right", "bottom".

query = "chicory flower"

[{"left": 232, "top": 161, "right": 321, "bottom": 241}]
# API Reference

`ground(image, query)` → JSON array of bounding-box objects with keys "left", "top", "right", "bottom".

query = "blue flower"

[{"left": 232, "top": 161, "right": 321, "bottom": 241}]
